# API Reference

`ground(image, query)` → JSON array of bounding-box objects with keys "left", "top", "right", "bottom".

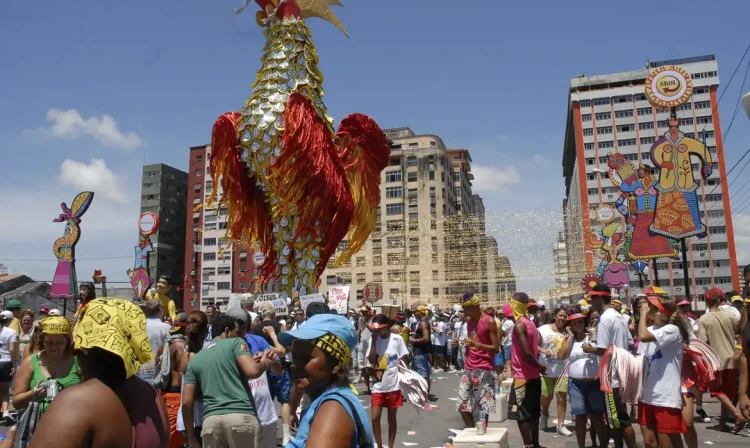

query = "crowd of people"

[{"left": 0, "top": 273, "right": 748, "bottom": 448}]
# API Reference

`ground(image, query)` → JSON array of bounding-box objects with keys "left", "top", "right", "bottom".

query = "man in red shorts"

[
  {"left": 698, "top": 288, "right": 746, "bottom": 432},
  {"left": 368, "top": 314, "right": 409, "bottom": 448}
]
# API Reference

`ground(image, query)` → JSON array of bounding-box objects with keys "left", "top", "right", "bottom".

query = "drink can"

[{"left": 47, "top": 379, "right": 60, "bottom": 400}]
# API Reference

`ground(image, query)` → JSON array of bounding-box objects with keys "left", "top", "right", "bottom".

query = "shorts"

[
  {"left": 358, "top": 339, "right": 372, "bottom": 369},
  {"left": 0, "top": 363, "right": 11, "bottom": 383},
  {"left": 412, "top": 350, "right": 431, "bottom": 379},
  {"left": 710, "top": 369, "right": 737, "bottom": 402},
  {"left": 604, "top": 387, "right": 632, "bottom": 429},
  {"left": 161, "top": 391, "right": 184, "bottom": 448},
  {"left": 268, "top": 367, "right": 292, "bottom": 403},
  {"left": 502, "top": 345, "right": 512, "bottom": 362},
  {"left": 568, "top": 378, "right": 605, "bottom": 416},
  {"left": 541, "top": 376, "right": 567, "bottom": 396},
  {"left": 433, "top": 344, "right": 446, "bottom": 356},
  {"left": 371, "top": 391, "right": 403, "bottom": 408},
  {"left": 638, "top": 402, "right": 686, "bottom": 434},
  {"left": 508, "top": 378, "right": 541, "bottom": 422},
  {"left": 446, "top": 340, "right": 453, "bottom": 355},
  {"left": 494, "top": 353, "right": 504, "bottom": 367},
  {"left": 457, "top": 369, "right": 496, "bottom": 414}
]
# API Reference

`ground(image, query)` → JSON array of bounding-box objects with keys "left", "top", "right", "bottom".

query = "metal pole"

[
  {"left": 681, "top": 239, "right": 691, "bottom": 301},
  {"left": 653, "top": 260, "right": 660, "bottom": 287},
  {"left": 63, "top": 297, "right": 67, "bottom": 318}
]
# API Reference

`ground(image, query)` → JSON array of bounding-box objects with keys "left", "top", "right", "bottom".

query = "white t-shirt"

[
  {"left": 0, "top": 327, "right": 17, "bottom": 362},
  {"left": 596, "top": 308, "right": 631, "bottom": 388},
  {"left": 454, "top": 320, "right": 468, "bottom": 346},
  {"left": 537, "top": 324, "right": 566, "bottom": 378},
  {"left": 640, "top": 324, "right": 684, "bottom": 409},
  {"left": 434, "top": 322, "right": 447, "bottom": 345},
  {"left": 370, "top": 333, "right": 409, "bottom": 393},
  {"left": 248, "top": 372, "right": 278, "bottom": 426},
  {"left": 501, "top": 319, "right": 514, "bottom": 347},
  {"left": 568, "top": 339, "right": 600, "bottom": 379}
]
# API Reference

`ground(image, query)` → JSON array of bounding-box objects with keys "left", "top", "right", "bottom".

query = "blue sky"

[{"left": 1, "top": 0, "right": 749, "bottom": 296}]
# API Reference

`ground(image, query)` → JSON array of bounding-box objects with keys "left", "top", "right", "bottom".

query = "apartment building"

[
  {"left": 562, "top": 55, "right": 739, "bottom": 300},
  {"left": 140, "top": 163, "right": 188, "bottom": 308},
  {"left": 319, "top": 127, "right": 516, "bottom": 309}
]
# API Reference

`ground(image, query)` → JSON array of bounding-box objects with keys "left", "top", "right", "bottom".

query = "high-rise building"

[
  {"left": 551, "top": 230, "right": 570, "bottom": 294},
  {"left": 562, "top": 55, "right": 738, "bottom": 300},
  {"left": 140, "top": 163, "right": 188, "bottom": 307},
  {"left": 319, "top": 127, "right": 516, "bottom": 309},
  {"left": 183, "top": 145, "right": 281, "bottom": 312}
]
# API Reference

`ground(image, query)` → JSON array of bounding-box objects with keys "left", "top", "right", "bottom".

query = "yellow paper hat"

[
  {"left": 74, "top": 298, "right": 153, "bottom": 379},
  {"left": 41, "top": 316, "right": 71, "bottom": 335}
]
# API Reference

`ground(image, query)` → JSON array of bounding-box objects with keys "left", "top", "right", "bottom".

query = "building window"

[
  {"left": 696, "top": 116, "right": 713, "bottom": 125},
  {"left": 373, "top": 272, "right": 383, "bottom": 282},
  {"left": 595, "top": 112, "right": 611, "bottom": 120},
  {"left": 640, "top": 136, "right": 656, "bottom": 145},
  {"left": 239, "top": 265, "right": 247, "bottom": 273},
  {"left": 616, "top": 124, "right": 634, "bottom": 133},
  {"left": 196, "top": 155, "right": 203, "bottom": 163},
  {"left": 593, "top": 98, "right": 610, "bottom": 106},
  {"left": 433, "top": 287, "right": 439, "bottom": 297},
  {"left": 386, "top": 237, "right": 404, "bottom": 248},
  {"left": 195, "top": 169, "right": 202, "bottom": 177},
  {"left": 406, "top": 156, "right": 418, "bottom": 167},
  {"left": 385, "top": 186, "right": 403, "bottom": 198},
  {"left": 373, "top": 256, "right": 382, "bottom": 266},
  {"left": 709, "top": 226, "right": 726, "bottom": 235},
  {"left": 385, "top": 170, "right": 402, "bottom": 183},
  {"left": 584, "top": 143, "right": 594, "bottom": 150},
  {"left": 583, "top": 129, "right": 593, "bottom": 136},
  {"left": 707, "top": 210, "right": 724, "bottom": 218},
  {"left": 356, "top": 257, "right": 366, "bottom": 267},
  {"left": 387, "top": 270, "right": 404, "bottom": 282},
  {"left": 615, "top": 110, "right": 633, "bottom": 118},
  {"left": 386, "top": 220, "right": 404, "bottom": 231},
  {"left": 356, "top": 273, "right": 367, "bottom": 284},
  {"left": 586, "top": 173, "right": 596, "bottom": 180},
  {"left": 217, "top": 266, "right": 230, "bottom": 275},
  {"left": 598, "top": 141, "right": 614, "bottom": 149},
  {"left": 203, "top": 252, "right": 216, "bottom": 261},
  {"left": 596, "top": 126, "right": 612, "bottom": 135},
  {"left": 407, "top": 172, "right": 417, "bottom": 182},
  {"left": 580, "top": 100, "right": 591, "bottom": 108},
  {"left": 410, "top": 288, "right": 420, "bottom": 297},
  {"left": 637, "top": 107, "right": 652, "bottom": 116},
  {"left": 428, "top": 170, "right": 435, "bottom": 181},
  {"left": 386, "top": 203, "right": 403, "bottom": 215},
  {"left": 217, "top": 282, "right": 230, "bottom": 290},
  {"left": 711, "top": 242, "right": 728, "bottom": 251},
  {"left": 204, "top": 238, "right": 217, "bottom": 246},
  {"left": 639, "top": 122, "right": 654, "bottom": 130},
  {"left": 581, "top": 114, "right": 591, "bottom": 122},
  {"left": 194, "top": 183, "right": 201, "bottom": 191},
  {"left": 618, "top": 138, "right": 637, "bottom": 147}
]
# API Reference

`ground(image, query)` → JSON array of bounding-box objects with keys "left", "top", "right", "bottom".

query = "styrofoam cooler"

[
  {"left": 452, "top": 427, "right": 508, "bottom": 448},
  {"left": 488, "top": 394, "right": 508, "bottom": 424}
]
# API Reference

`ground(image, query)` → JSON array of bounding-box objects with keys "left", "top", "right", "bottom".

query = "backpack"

[{"left": 153, "top": 334, "right": 184, "bottom": 391}]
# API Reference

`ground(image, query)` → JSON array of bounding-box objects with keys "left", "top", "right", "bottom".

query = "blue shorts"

[
  {"left": 502, "top": 345, "right": 512, "bottom": 362},
  {"left": 568, "top": 378, "right": 605, "bottom": 416},
  {"left": 412, "top": 350, "right": 432, "bottom": 379},
  {"left": 494, "top": 352, "right": 504, "bottom": 367}
]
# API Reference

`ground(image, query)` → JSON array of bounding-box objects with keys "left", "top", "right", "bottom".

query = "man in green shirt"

[{"left": 183, "top": 314, "right": 275, "bottom": 448}]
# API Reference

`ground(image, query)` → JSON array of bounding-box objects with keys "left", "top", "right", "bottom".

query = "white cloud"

[
  {"left": 533, "top": 154, "right": 551, "bottom": 166},
  {"left": 36, "top": 108, "right": 142, "bottom": 150},
  {"left": 58, "top": 159, "right": 128, "bottom": 204},
  {"left": 471, "top": 164, "right": 521, "bottom": 192}
]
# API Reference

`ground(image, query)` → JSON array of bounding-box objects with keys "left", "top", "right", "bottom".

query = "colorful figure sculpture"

[
  {"left": 129, "top": 212, "right": 160, "bottom": 301},
  {"left": 50, "top": 192, "right": 94, "bottom": 299},
  {"left": 649, "top": 119, "right": 713, "bottom": 239},
  {"left": 209, "top": 0, "right": 390, "bottom": 298},
  {"left": 134, "top": 235, "right": 153, "bottom": 270},
  {"left": 607, "top": 153, "right": 678, "bottom": 260},
  {"left": 590, "top": 205, "right": 630, "bottom": 290}
]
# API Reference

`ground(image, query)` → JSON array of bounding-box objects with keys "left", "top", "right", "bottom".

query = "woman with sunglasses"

[
  {"left": 557, "top": 313, "right": 608, "bottom": 448},
  {"left": 279, "top": 314, "right": 374, "bottom": 448},
  {"left": 637, "top": 294, "right": 691, "bottom": 448}
]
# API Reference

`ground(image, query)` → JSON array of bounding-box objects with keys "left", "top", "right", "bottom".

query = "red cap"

[
  {"left": 39, "top": 304, "right": 50, "bottom": 314},
  {"left": 677, "top": 300, "right": 691, "bottom": 306}
]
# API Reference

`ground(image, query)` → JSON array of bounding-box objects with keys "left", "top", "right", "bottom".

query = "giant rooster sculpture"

[{"left": 209, "top": 0, "right": 390, "bottom": 298}]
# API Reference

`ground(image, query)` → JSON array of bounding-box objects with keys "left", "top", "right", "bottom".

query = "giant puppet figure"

[
  {"left": 209, "top": 0, "right": 390, "bottom": 298},
  {"left": 50, "top": 192, "right": 94, "bottom": 299},
  {"left": 607, "top": 153, "right": 678, "bottom": 260},
  {"left": 128, "top": 212, "right": 159, "bottom": 300},
  {"left": 645, "top": 65, "right": 713, "bottom": 240},
  {"left": 589, "top": 205, "right": 630, "bottom": 290}
]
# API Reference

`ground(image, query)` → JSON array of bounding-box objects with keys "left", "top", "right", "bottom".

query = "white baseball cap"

[
  {"left": 48, "top": 309, "right": 62, "bottom": 316},
  {"left": 0, "top": 311, "right": 13, "bottom": 320},
  {"left": 537, "top": 300, "right": 546, "bottom": 309}
]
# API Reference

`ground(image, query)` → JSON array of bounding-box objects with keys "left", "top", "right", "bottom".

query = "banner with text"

[
  {"left": 327, "top": 286, "right": 350, "bottom": 315},
  {"left": 253, "top": 293, "right": 288, "bottom": 316},
  {"left": 299, "top": 293, "right": 325, "bottom": 312}
]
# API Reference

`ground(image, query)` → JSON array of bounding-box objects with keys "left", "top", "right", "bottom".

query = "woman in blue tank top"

[{"left": 278, "top": 314, "right": 374, "bottom": 448}]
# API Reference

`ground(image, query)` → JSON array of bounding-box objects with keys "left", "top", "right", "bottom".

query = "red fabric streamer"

[
  {"left": 683, "top": 338, "right": 722, "bottom": 392},
  {"left": 271, "top": 92, "right": 354, "bottom": 278},
  {"left": 210, "top": 112, "right": 275, "bottom": 279},
  {"left": 336, "top": 114, "right": 390, "bottom": 207}
]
